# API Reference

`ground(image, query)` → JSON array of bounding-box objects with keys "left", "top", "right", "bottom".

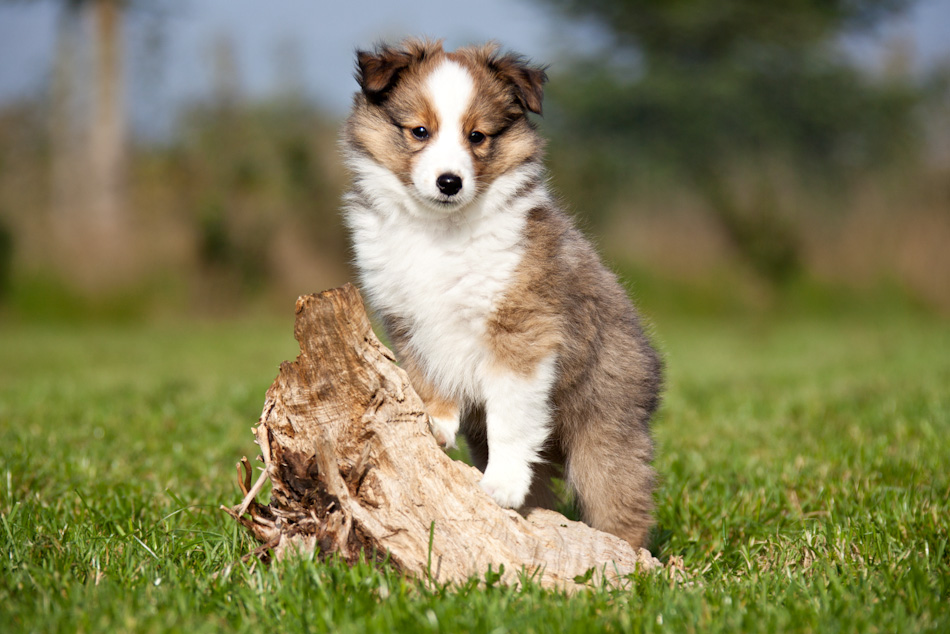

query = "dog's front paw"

[
  {"left": 479, "top": 461, "right": 532, "bottom": 509},
  {"left": 427, "top": 414, "right": 459, "bottom": 449}
]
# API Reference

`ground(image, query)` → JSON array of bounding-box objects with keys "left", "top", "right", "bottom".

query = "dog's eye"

[
  {"left": 468, "top": 130, "right": 486, "bottom": 145},
  {"left": 410, "top": 126, "right": 429, "bottom": 140}
]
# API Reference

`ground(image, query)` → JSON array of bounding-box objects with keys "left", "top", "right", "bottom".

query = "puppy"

[{"left": 341, "top": 39, "right": 662, "bottom": 548}]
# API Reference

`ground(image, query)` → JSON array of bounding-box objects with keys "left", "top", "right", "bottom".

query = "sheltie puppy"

[{"left": 341, "top": 39, "right": 662, "bottom": 548}]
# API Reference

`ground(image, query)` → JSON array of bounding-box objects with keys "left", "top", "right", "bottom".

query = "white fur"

[
  {"left": 344, "top": 60, "right": 557, "bottom": 509},
  {"left": 428, "top": 413, "right": 459, "bottom": 449},
  {"left": 411, "top": 61, "right": 476, "bottom": 210},
  {"left": 345, "top": 156, "right": 547, "bottom": 404},
  {"left": 479, "top": 354, "right": 558, "bottom": 507}
]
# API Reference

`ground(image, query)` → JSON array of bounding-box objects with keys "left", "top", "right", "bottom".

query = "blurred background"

[{"left": 0, "top": 0, "right": 948, "bottom": 322}]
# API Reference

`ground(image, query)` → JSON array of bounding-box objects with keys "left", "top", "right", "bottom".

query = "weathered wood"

[{"left": 223, "top": 284, "right": 662, "bottom": 590}]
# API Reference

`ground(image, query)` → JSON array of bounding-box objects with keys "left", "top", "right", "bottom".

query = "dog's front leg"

[{"left": 478, "top": 355, "right": 557, "bottom": 509}]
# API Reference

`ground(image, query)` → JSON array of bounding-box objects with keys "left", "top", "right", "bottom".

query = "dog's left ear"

[{"left": 490, "top": 53, "right": 548, "bottom": 115}]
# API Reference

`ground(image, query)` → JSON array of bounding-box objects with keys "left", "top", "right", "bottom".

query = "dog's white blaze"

[{"left": 411, "top": 60, "right": 476, "bottom": 208}]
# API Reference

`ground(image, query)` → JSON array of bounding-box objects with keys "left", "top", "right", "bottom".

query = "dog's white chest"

[{"left": 350, "top": 206, "right": 526, "bottom": 399}]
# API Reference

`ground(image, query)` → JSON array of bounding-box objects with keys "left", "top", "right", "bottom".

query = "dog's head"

[{"left": 346, "top": 39, "right": 547, "bottom": 214}]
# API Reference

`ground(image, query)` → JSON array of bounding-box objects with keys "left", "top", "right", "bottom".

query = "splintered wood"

[{"left": 223, "top": 284, "right": 661, "bottom": 590}]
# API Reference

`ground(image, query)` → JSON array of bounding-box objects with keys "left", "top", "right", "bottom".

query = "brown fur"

[
  {"left": 470, "top": 205, "right": 660, "bottom": 548},
  {"left": 345, "top": 39, "right": 662, "bottom": 549}
]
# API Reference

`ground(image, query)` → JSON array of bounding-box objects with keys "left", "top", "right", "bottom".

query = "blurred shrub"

[
  {"left": 166, "top": 95, "right": 347, "bottom": 303},
  {"left": 540, "top": 0, "right": 927, "bottom": 284},
  {"left": 197, "top": 199, "right": 231, "bottom": 268},
  {"left": 0, "top": 216, "right": 12, "bottom": 300}
]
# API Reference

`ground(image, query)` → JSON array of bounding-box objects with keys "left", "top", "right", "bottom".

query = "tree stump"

[{"left": 223, "top": 284, "right": 662, "bottom": 590}]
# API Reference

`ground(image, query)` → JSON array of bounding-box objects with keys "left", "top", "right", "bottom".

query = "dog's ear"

[
  {"left": 489, "top": 53, "right": 548, "bottom": 115},
  {"left": 356, "top": 47, "right": 413, "bottom": 103},
  {"left": 356, "top": 40, "right": 441, "bottom": 104}
]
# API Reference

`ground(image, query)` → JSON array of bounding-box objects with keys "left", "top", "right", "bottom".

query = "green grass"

[{"left": 1, "top": 305, "right": 948, "bottom": 632}]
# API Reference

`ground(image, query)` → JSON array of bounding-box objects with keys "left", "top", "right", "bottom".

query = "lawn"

[{"left": 1, "top": 299, "right": 948, "bottom": 632}]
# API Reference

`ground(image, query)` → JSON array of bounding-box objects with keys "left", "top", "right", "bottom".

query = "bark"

[{"left": 223, "top": 284, "right": 662, "bottom": 590}]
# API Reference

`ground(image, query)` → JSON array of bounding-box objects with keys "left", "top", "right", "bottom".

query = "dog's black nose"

[{"left": 436, "top": 173, "right": 463, "bottom": 196}]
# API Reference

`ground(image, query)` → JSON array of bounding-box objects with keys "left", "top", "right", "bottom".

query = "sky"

[{"left": 1, "top": 0, "right": 948, "bottom": 138}]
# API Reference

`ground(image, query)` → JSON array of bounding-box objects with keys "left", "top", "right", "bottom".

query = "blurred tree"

[
  {"left": 88, "top": 0, "right": 125, "bottom": 241},
  {"left": 549, "top": 0, "right": 912, "bottom": 64},
  {"left": 47, "top": 0, "right": 128, "bottom": 287},
  {"left": 49, "top": 0, "right": 82, "bottom": 243},
  {"left": 540, "top": 0, "right": 921, "bottom": 282}
]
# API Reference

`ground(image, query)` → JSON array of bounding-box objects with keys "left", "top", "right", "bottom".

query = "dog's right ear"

[
  {"left": 356, "top": 40, "right": 441, "bottom": 104},
  {"left": 356, "top": 47, "right": 413, "bottom": 104}
]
